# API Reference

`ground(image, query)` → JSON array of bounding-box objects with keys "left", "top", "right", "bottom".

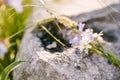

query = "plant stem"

[
  {"left": 90, "top": 47, "right": 120, "bottom": 67},
  {"left": 40, "top": 25, "right": 65, "bottom": 46}
]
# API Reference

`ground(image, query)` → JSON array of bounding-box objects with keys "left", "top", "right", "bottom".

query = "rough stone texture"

[
  {"left": 13, "top": 0, "right": 120, "bottom": 80},
  {"left": 13, "top": 16, "right": 120, "bottom": 80},
  {"left": 13, "top": 26, "right": 120, "bottom": 80}
]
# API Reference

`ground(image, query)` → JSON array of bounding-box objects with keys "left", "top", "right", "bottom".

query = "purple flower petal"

[
  {"left": 88, "top": 33, "right": 94, "bottom": 42},
  {"left": 69, "top": 37, "right": 78, "bottom": 46},
  {"left": 69, "top": 34, "right": 82, "bottom": 46}
]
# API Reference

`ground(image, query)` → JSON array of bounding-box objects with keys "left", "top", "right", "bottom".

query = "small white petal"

[
  {"left": 69, "top": 37, "right": 78, "bottom": 46},
  {"left": 78, "top": 23, "right": 85, "bottom": 31},
  {"left": 69, "top": 34, "right": 81, "bottom": 46},
  {"left": 93, "top": 32, "right": 103, "bottom": 41}
]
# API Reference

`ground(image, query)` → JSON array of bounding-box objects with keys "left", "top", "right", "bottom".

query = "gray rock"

[
  {"left": 13, "top": 0, "right": 120, "bottom": 80},
  {"left": 14, "top": 29, "right": 120, "bottom": 80},
  {"left": 14, "top": 18, "right": 120, "bottom": 80}
]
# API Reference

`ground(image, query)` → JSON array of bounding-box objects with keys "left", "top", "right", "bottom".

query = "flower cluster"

[
  {"left": 68, "top": 22, "right": 120, "bottom": 67},
  {"left": 69, "top": 23, "right": 103, "bottom": 53}
]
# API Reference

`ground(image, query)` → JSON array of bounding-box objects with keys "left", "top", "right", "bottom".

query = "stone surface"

[
  {"left": 13, "top": 25, "right": 120, "bottom": 80},
  {"left": 14, "top": 15, "right": 120, "bottom": 80},
  {"left": 13, "top": 0, "right": 120, "bottom": 80},
  {"left": 32, "top": 0, "right": 120, "bottom": 22}
]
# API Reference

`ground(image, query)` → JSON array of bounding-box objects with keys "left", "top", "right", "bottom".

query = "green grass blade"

[{"left": 0, "top": 61, "right": 24, "bottom": 80}]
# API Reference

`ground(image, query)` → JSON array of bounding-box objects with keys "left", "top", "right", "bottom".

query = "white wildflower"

[
  {"left": 77, "top": 29, "right": 94, "bottom": 52},
  {"left": 69, "top": 23, "right": 103, "bottom": 53},
  {"left": 93, "top": 31, "right": 103, "bottom": 41},
  {"left": 78, "top": 22, "right": 85, "bottom": 31},
  {"left": 69, "top": 34, "right": 81, "bottom": 46}
]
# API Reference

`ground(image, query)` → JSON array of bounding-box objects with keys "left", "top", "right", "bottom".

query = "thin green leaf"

[
  {"left": 0, "top": 61, "right": 24, "bottom": 80},
  {"left": 0, "top": 63, "right": 4, "bottom": 74}
]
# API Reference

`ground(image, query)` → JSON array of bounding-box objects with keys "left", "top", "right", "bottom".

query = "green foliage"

[
  {"left": 0, "top": 61, "right": 24, "bottom": 80},
  {"left": 0, "top": 0, "right": 32, "bottom": 80}
]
